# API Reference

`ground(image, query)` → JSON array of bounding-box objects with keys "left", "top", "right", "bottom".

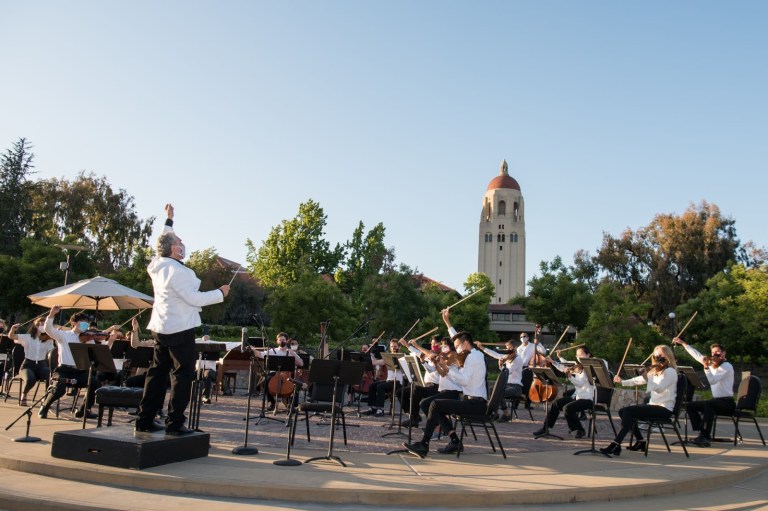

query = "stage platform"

[{"left": 0, "top": 395, "right": 766, "bottom": 511}]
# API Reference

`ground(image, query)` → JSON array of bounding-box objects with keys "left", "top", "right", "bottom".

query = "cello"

[{"left": 528, "top": 324, "right": 559, "bottom": 403}]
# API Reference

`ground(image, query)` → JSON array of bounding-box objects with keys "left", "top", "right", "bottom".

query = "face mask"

[
  {"left": 37, "top": 326, "right": 45, "bottom": 335},
  {"left": 431, "top": 345, "right": 440, "bottom": 352},
  {"left": 176, "top": 243, "right": 186, "bottom": 259},
  {"left": 456, "top": 346, "right": 464, "bottom": 354},
  {"left": 441, "top": 346, "right": 450, "bottom": 353},
  {"left": 290, "top": 343, "right": 298, "bottom": 351},
  {"left": 278, "top": 340, "right": 287, "bottom": 348},
  {"left": 78, "top": 321, "right": 90, "bottom": 332},
  {"left": 520, "top": 336, "right": 529, "bottom": 343}
]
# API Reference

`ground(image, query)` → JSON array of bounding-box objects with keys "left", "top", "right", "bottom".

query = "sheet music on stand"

[
  {"left": 677, "top": 365, "right": 706, "bottom": 390},
  {"left": 380, "top": 352, "right": 404, "bottom": 376},
  {"left": 579, "top": 358, "right": 613, "bottom": 388},
  {"left": 398, "top": 355, "right": 424, "bottom": 387},
  {"left": 622, "top": 364, "right": 645, "bottom": 379}
]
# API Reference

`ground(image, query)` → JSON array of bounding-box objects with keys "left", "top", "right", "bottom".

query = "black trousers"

[
  {"left": 401, "top": 383, "right": 438, "bottom": 419},
  {"left": 200, "top": 369, "right": 217, "bottom": 398},
  {"left": 686, "top": 396, "right": 735, "bottom": 438},
  {"left": 419, "top": 389, "right": 461, "bottom": 417},
  {"left": 19, "top": 359, "right": 50, "bottom": 395},
  {"left": 544, "top": 395, "right": 593, "bottom": 431},
  {"left": 41, "top": 365, "right": 98, "bottom": 412},
  {"left": 136, "top": 328, "right": 195, "bottom": 429},
  {"left": 421, "top": 397, "right": 487, "bottom": 444},
  {"left": 614, "top": 404, "right": 672, "bottom": 444},
  {"left": 368, "top": 380, "right": 401, "bottom": 409}
]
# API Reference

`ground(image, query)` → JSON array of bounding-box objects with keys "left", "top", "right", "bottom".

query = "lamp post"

[
  {"left": 668, "top": 312, "right": 677, "bottom": 342},
  {"left": 54, "top": 244, "right": 89, "bottom": 286}
]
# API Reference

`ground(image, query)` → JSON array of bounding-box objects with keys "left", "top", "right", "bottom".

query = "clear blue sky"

[{"left": 2, "top": 2, "right": 765, "bottom": 292}]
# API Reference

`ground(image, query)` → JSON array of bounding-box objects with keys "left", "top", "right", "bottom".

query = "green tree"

[
  {"left": 246, "top": 200, "right": 343, "bottom": 289},
  {"left": 360, "top": 265, "right": 428, "bottom": 339},
  {"left": 334, "top": 221, "right": 393, "bottom": 297},
  {"left": 579, "top": 281, "right": 664, "bottom": 368},
  {"left": 0, "top": 138, "right": 36, "bottom": 256},
  {"left": 448, "top": 272, "right": 496, "bottom": 342},
  {"left": 265, "top": 273, "right": 358, "bottom": 344},
  {"left": 512, "top": 256, "right": 593, "bottom": 335},
  {"left": 594, "top": 201, "right": 740, "bottom": 323},
  {"left": 28, "top": 171, "right": 155, "bottom": 273},
  {"left": 676, "top": 264, "right": 768, "bottom": 363},
  {"left": 186, "top": 248, "right": 230, "bottom": 324}
]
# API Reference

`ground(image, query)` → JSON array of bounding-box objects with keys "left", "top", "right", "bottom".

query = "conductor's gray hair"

[{"left": 156, "top": 232, "right": 177, "bottom": 257}]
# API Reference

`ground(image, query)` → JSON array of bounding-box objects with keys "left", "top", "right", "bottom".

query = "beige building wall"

[{"left": 478, "top": 160, "right": 526, "bottom": 303}]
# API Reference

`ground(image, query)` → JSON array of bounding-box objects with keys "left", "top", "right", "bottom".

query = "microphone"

[{"left": 240, "top": 327, "right": 248, "bottom": 353}]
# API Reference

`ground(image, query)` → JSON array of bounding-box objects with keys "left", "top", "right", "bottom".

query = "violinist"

[
  {"left": 600, "top": 345, "right": 678, "bottom": 456},
  {"left": 404, "top": 308, "right": 486, "bottom": 458},
  {"left": 40, "top": 306, "right": 103, "bottom": 420},
  {"left": 8, "top": 319, "right": 55, "bottom": 407},
  {"left": 532, "top": 356, "right": 592, "bottom": 438},
  {"left": 398, "top": 335, "right": 442, "bottom": 428},
  {"left": 251, "top": 332, "right": 304, "bottom": 411},
  {"left": 363, "top": 338, "right": 404, "bottom": 417},
  {"left": 673, "top": 338, "right": 734, "bottom": 447},
  {"left": 415, "top": 339, "right": 463, "bottom": 433},
  {"left": 476, "top": 339, "right": 523, "bottom": 423}
]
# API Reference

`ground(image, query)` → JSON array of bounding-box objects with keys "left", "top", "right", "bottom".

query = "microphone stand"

[
  {"left": 4, "top": 384, "right": 58, "bottom": 442},
  {"left": 232, "top": 347, "right": 258, "bottom": 455}
]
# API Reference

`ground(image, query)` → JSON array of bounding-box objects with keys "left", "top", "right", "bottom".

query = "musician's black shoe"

[
  {"left": 38, "top": 407, "right": 49, "bottom": 419},
  {"left": 688, "top": 434, "right": 711, "bottom": 447},
  {"left": 403, "top": 441, "right": 429, "bottom": 459},
  {"left": 495, "top": 414, "right": 511, "bottom": 423},
  {"left": 75, "top": 408, "right": 98, "bottom": 419},
  {"left": 362, "top": 408, "right": 377, "bottom": 416},
  {"left": 201, "top": 397, "right": 212, "bottom": 404},
  {"left": 166, "top": 425, "right": 195, "bottom": 436},
  {"left": 400, "top": 417, "right": 421, "bottom": 428},
  {"left": 628, "top": 440, "right": 647, "bottom": 452},
  {"left": 437, "top": 440, "right": 463, "bottom": 454},
  {"left": 532, "top": 427, "right": 546, "bottom": 436},
  {"left": 135, "top": 421, "right": 164, "bottom": 433},
  {"left": 574, "top": 428, "right": 587, "bottom": 439},
  {"left": 374, "top": 409, "right": 384, "bottom": 417},
  {"left": 599, "top": 442, "right": 621, "bottom": 456}
]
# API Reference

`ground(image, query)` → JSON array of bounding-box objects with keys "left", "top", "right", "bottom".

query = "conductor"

[{"left": 134, "top": 203, "right": 230, "bottom": 435}]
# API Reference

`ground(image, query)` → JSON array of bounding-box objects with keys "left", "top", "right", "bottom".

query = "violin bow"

[
  {"left": 674, "top": 311, "right": 698, "bottom": 339},
  {"left": 409, "top": 327, "right": 438, "bottom": 343},
  {"left": 549, "top": 325, "right": 571, "bottom": 354},
  {"left": 446, "top": 287, "right": 486, "bottom": 310},
  {"left": 616, "top": 337, "right": 633, "bottom": 376}
]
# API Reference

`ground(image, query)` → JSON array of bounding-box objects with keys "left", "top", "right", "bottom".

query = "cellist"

[{"left": 251, "top": 332, "right": 303, "bottom": 411}]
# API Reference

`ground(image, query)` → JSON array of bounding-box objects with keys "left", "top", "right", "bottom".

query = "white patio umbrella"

[{"left": 28, "top": 276, "right": 154, "bottom": 311}]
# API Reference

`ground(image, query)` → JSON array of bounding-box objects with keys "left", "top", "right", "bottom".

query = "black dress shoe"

[
  {"left": 532, "top": 427, "right": 546, "bottom": 436},
  {"left": 437, "top": 441, "right": 463, "bottom": 454},
  {"left": 688, "top": 435, "right": 711, "bottom": 447},
  {"left": 628, "top": 440, "right": 647, "bottom": 452},
  {"left": 38, "top": 407, "right": 49, "bottom": 419},
  {"left": 599, "top": 442, "right": 622, "bottom": 456},
  {"left": 403, "top": 441, "right": 429, "bottom": 459},
  {"left": 75, "top": 408, "right": 98, "bottom": 419},
  {"left": 574, "top": 428, "right": 587, "bottom": 439},
  {"left": 166, "top": 425, "right": 195, "bottom": 436},
  {"left": 135, "top": 421, "right": 165, "bottom": 433}
]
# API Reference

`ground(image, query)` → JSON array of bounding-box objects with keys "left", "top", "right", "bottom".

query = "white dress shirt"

[
  {"left": 552, "top": 361, "right": 594, "bottom": 400},
  {"left": 622, "top": 366, "right": 678, "bottom": 411},
  {"left": 683, "top": 345, "right": 734, "bottom": 399},
  {"left": 43, "top": 318, "right": 81, "bottom": 367},
  {"left": 14, "top": 334, "right": 55, "bottom": 362},
  {"left": 480, "top": 346, "right": 523, "bottom": 386},
  {"left": 445, "top": 348, "right": 487, "bottom": 400}
]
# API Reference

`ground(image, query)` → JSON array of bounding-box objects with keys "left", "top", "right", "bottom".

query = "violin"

[
  {"left": 528, "top": 324, "right": 559, "bottom": 403},
  {"left": 79, "top": 330, "right": 113, "bottom": 342},
  {"left": 703, "top": 355, "right": 723, "bottom": 369}
]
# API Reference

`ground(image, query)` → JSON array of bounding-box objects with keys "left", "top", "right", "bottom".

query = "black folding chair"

[
  {"left": 634, "top": 373, "right": 689, "bottom": 458},
  {"left": 712, "top": 375, "right": 765, "bottom": 446},
  {"left": 455, "top": 368, "right": 509, "bottom": 459}
]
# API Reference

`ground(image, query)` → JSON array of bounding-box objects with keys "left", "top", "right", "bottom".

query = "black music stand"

[
  {"left": 623, "top": 364, "right": 646, "bottom": 404},
  {"left": 676, "top": 366, "right": 706, "bottom": 443},
  {"left": 531, "top": 366, "right": 563, "bottom": 440},
  {"left": 387, "top": 355, "right": 424, "bottom": 454},
  {"left": 252, "top": 354, "right": 294, "bottom": 425},
  {"left": 380, "top": 352, "right": 406, "bottom": 438},
  {"left": 233, "top": 343, "right": 260, "bottom": 456},
  {"left": 302, "top": 360, "right": 365, "bottom": 468},
  {"left": 574, "top": 358, "right": 613, "bottom": 457},
  {"left": 70, "top": 343, "right": 116, "bottom": 430},
  {"left": 189, "top": 342, "right": 226, "bottom": 431}
]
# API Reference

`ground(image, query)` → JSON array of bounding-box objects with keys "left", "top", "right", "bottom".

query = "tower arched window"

[
  {"left": 498, "top": 200, "right": 506, "bottom": 216},
  {"left": 510, "top": 232, "right": 518, "bottom": 242},
  {"left": 513, "top": 202, "right": 519, "bottom": 222},
  {"left": 485, "top": 232, "right": 492, "bottom": 242}
]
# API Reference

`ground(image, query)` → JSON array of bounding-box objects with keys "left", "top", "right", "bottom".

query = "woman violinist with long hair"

[{"left": 600, "top": 345, "right": 678, "bottom": 456}]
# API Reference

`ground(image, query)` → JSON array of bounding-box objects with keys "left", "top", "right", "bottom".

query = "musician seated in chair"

[
  {"left": 363, "top": 338, "right": 405, "bottom": 417},
  {"left": 40, "top": 306, "right": 103, "bottom": 420},
  {"left": 398, "top": 336, "right": 441, "bottom": 427},
  {"left": 405, "top": 309, "right": 487, "bottom": 458},
  {"left": 476, "top": 339, "right": 524, "bottom": 423},
  {"left": 673, "top": 337, "right": 734, "bottom": 447},
  {"left": 251, "top": 332, "right": 303, "bottom": 410},
  {"left": 532, "top": 356, "right": 594, "bottom": 438},
  {"left": 8, "top": 319, "right": 55, "bottom": 407}
]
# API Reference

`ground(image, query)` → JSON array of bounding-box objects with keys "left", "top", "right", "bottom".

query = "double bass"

[{"left": 528, "top": 324, "right": 558, "bottom": 403}]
